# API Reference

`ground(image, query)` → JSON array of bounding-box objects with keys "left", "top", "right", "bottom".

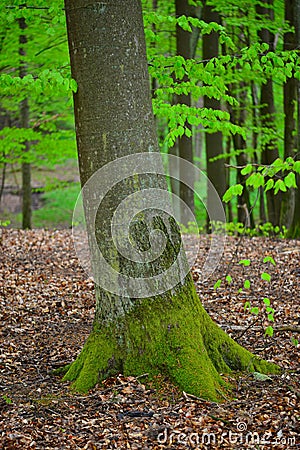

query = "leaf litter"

[{"left": 0, "top": 229, "right": 299, "bottom": 449}]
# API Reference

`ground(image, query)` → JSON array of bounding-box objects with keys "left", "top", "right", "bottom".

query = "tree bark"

[
  {"left": 289, "top": 0, "right": 300, "bottom": 237},
  {"left": 19, "top": 15, "right": 31, "bottom": 230},
  {"left": 280, "top": 0, "right": 297, "bottom": 230},
  {"left": 175, "top": 0, "right": 194, "bottom": 226},
  {"left": 63, "top": 0, "right": 279, "bottom": 400},
  {"left": 251, "top": 82, "right": 267, "bottom": 224},
  {"left": 257, "top": 0, "right": 281, "bottom": 226},
  {"left": 228, "top": 83, "right": 254, "bottom": 227},
  {"left": 202, "top": 4, "right": 226, "bottom": 230}
]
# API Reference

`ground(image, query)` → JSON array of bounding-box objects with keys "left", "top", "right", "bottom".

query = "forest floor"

[{"left": 0, "top": 229, "right": 299, "bottom": 449}]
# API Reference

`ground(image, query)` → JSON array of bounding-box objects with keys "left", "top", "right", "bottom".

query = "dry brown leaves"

[{"left": 0, "top": 230, "right": 299, "bottom": 449}]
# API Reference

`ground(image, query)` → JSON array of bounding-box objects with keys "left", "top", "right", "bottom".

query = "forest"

[
  {"left": 0, "top": 0, "right": 300, "bottom": 235},
  {"left": 0, "top": 0, "right": 299, "bottom": 449}
]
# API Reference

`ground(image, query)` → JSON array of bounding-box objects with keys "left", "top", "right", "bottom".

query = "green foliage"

[
  {"left": 261, "top": 272, "right": 271, "bottom": 282},
  {"left": 210, "top": 221, "right": 287, "bottom": 237},
  {"left": 0, "top": 0, "right": 77, "bottom": 200},
  {"left": 1, "top": 0, "right": 299, "bottom": 236},
  {"left": 223, "top": 155, "right": 300, "bottom": 207},
  {"left": 244, "top": 279, "right": 251, "bottom": 289},
  {"left": 239, "top": 259, "right": 251, "bottom": 267},
  {"left": 223, "top": 184, "right": 243, "bottom": 203},
  {"left": 1, "top": 394, "right": 12, "bottom": 404},
  {"left": 214, "top": 279, "right": 222, "bottom": 290},
  {"left": 180, "top": 221, "right": 203, "bottom": 234}
]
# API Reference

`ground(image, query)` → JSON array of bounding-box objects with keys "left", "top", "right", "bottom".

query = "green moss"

[
  {"left": 63, "top": 330, "right": 120, "bottom": 392},
  {"left": 63, "top": 274, "right": 279, "bottom": 400},
  {"left": 52, "top": 363, "right": 71, "bottom": 376}
]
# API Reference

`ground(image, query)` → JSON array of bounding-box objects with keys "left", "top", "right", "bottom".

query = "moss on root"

[{"left": 63, "top": 275, "right": 279, "bottom": 401}]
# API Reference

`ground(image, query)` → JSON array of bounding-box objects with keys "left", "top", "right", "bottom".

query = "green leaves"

[
  {"left": 284, "top": 172, "right": 297, "bottom": 189},
  {"left": 0, "top": 70, "right": 76, "bottom": 98},
  {"left": 244, "top": 279, "right": 251, "bottom": 289},
  {"left": 293, "top": 161, "right": 300, "bottom": 174},
  {"left": 263, "top": 256, "right": 276, "bottom": 266},
  {"left": 264, "top": 326, "right": 274, "bottom": 337},
  {"left": 241, "top": 164, "right": 253, "bottom": 175},
  {"left": 246, "top": 172, "right": 264, "bottom": 189},
  {"left": 177, "top": 15, "right": 192, "bottom": 32},
  {"left": 223, "top": 184, "right": 243, "bottom": 202},
  {"left": 70, "top": 78, "right": 78, "bottom": 93},
  {"left": 239, "top": 259, "right": 251, "bottom": 267},
  {"left": 274, "top": 179, "right": 287, "bottom": 195},
  {"left": 214, "top": 279, "right": 222, "bottom": 290},
  {"left": 225, "top": 275, "right": 232, "bottom": 284},
  {"left": 261, "top": 272, "right": 271, "bottom": 282}
]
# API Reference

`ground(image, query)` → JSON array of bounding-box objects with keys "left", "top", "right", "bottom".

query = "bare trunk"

[
  {"left": 175, "top": 0, "right": 194, "bottom": 226},
  {"left": 203, "top": 4, "right": 226, "bottom": 230},
  {"left": 229, "top": 83, "right": 254, "bottom": 227},
  {"left": 257, "top": 0, "right": 281, "bottom": 226},
  {"left": 289, "top": 0, "right": 300, "bottom": 237},
  {"left": 251, "top": 82, "right": 267, "bottom": 223},
  {"left": 280, "top": 0, "right": 297, "bottom": 229},
  {"left": 19, "top": 15, "right": 31, "bottom": 230}
]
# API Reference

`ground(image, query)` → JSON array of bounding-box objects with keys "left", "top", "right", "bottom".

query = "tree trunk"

[
  {"left": 229, "top": 83, "right": 254, "bottom": 227},
  {"left": 289, "top": 0, "right": 300, "bottom": 237},
  {"left": 257, "top": 0, "right": 281, "bottom": 226},
  {"left": 19, "top": 15, "right": 31, "bottom": 230},
  {"left": 63, "top": 0, "right": 279, "bottom": 401},
  {"left": 175, "top": 0, "right": 194, "bottom": 226},
  {"left": 251, "top": 82, "right": 267, "bottom": 224},
  {"left": 0, "top": 111, "right": 10, "bottom": 205},
  {"left": 280, "top": 0, "right": 297, "bottom": 230},
  {"left": 202, "top": 4, "right": 226, "bottom": 230}
]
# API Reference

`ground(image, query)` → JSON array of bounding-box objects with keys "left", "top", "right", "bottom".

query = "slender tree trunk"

[
  {"left": 19, "top": 15, "right": 31, "bottom": 230},
  {"left": 63, "top": 0, "right": 278, "bottom": 400},
  {"left": 290, "top": 0, "right": 300, "bottom": 237},
  {"left": 251, "top": 82, "right": 267, "bottom": 223},
  {"left": 280, "top": 0, "right": 297, "bottom": 230},
  {"left": 175, "top": 0, "right": 194, "bottom": 226},
  {"left": 257, "top": 0, "right": 281, "bottom": 226},
  {"left": 229, "top": 83, "right": 254, "bottom": 227},
  {"left": 0, "top": 112, "right": 9, "bottom": 205},
  {"left": 203, "top": 4, "right": 226, "bottom": 230}
]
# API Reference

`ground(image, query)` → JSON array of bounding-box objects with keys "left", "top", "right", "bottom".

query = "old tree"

[{"left": 63, "top": 0, "right": 278, "bottom": 401}]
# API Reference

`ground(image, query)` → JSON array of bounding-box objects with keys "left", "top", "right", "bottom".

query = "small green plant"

[
  {"left": 214, "top": 255, "right": 277, "bottom": 339},
  {"left": 2, "top": 394, "right": 12, "bottom": 405},
  {"left": 210, "top": 220, "right": 287, "bottom": 238},
  {"left": 291, "top": 337, "right": 299, "bottom": 347},
  {"left": 244, "top": 297, "right": 275, "bottom": 337},
  {"left": 180, "top": 220, "right": 203, "bottom": 234},
  {"left": 0, "top": 220, "right": 10, "bottom": 227}
]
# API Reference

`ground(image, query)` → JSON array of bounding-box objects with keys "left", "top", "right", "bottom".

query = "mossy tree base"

[{"left": 63, "top": 276, "right": 279, "bottom": 402}]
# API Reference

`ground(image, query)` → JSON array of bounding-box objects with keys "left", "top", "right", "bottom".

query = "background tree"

[
  {"left": 256, "top": 0, "right": 281, "bottom": 226},
  {"left": 19, "top": 13, "right": 31, "bottom": 229},
  {"left": 289, "top": 0, "right": 300, "bottom": 237},
  {"left": 202, "top": 2, "right": 226, "bottom": 227},
  {"left": 175, "top": 0, "right": 194, "bottom": 225},
  {"left": 280, "top": 0, "right": 297, "bottom": 229},
  {"left": 0, "top": 1, "right": 77, "bottom": 228}
]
